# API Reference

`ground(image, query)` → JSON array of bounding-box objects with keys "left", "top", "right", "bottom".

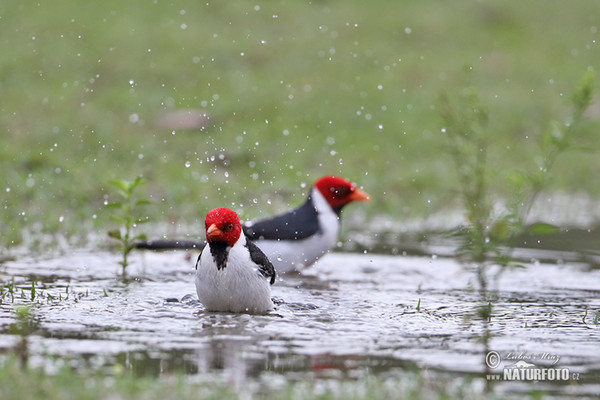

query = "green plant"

[
  {"left": 500, "top": 70, "right": 595, "bottom": 248},
  {"left": 10, "top": 306, "right": 36, "bottom": 368},
  {"left": 107, "top": 177, "right": 153, "bottom": 274},
  {"left": 440, "top": 70, "right": 595, "bottom": 389},
  {"left": 441, "top": 70, "right": 595, "bottom": 284}
]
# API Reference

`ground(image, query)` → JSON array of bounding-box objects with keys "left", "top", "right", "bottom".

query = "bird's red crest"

[
  {"left": 205, "top": 207, "right": 243, "bottom": 246},
  {"left": 314, "top": 175, "right": 371, "bottom": 210}
]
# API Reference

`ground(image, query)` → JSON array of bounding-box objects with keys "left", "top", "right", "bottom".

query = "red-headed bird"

[
  {"left": 243, "top": 175, "right": 370, "bottom": 273},
  {"left": 140, "top": 176, "right": 370, "bottom": 273},
  {"left": 195, "top": 207, "right": 276, "bottom": 314}
]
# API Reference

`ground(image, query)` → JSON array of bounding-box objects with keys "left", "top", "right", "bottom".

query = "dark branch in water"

[{"left": 135, "top": 239, "right": 205, "bottom": 251}]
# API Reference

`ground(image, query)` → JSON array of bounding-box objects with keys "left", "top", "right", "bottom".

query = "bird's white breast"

[{"left": 195, "top": 233, "right": 273, "bottom": 313}]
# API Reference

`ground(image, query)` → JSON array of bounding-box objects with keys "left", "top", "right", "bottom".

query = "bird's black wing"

[
  {"left": 194, "top": 249, "right": 203, "bottom": 270},
  {"left": 243, "top": 196, "right": 321, "bottom": 241},
  {"left": 245, "top": 239, "right": 276, "bottom": 285}
]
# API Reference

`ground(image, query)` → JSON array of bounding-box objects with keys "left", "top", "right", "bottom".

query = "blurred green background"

[{"left": 1, "top": 0, "right": 599, "bottom": 246}]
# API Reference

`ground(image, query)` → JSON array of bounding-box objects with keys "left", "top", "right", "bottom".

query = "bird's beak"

[
  {"left": 206, "top": 223, "right": 222, "bottom": 240},
  {"left": 349, "top": 187, "right": 371, "bottom": 202}
]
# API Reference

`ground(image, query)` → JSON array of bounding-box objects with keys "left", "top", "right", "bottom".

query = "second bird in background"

[{"left": 244, "top": 175, "right": 371, "bottom": 273}]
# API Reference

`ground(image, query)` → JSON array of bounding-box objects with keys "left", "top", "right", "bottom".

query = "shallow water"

[{"left": 0, "top": 249, "right": 599, "bottom": 397}]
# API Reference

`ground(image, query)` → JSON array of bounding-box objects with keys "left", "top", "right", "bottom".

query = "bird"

[
  {"left": 242, "top": 175, "right": 371, "bottom": 273},
  {"left": 195, "top": 207, "right": 276, "bottom": 314},
  {"left": 137, "top": 175, "right": 371, "bottom": 273}
]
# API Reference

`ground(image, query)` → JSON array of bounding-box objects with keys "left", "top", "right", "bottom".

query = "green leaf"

[
  {"left": 109, "top": 179, "right": 131, "bottom": 192},
  {"left": 135, "top": 217, "right": 151, "bottom": 224},
  {"left": 572, "top": 70, "right": 595, "bottom": 111},
  {"left": 132, "top": 177, "right": 148, "bottom": 188},
  {"left": 489, "top": 218, "right": 510, "bottom": 242},
  {"left": 526, "top": 222, "right": 560, "bottom": 236},
  {"left": 108, "top": 230, "right": 122, "bottom": 240},
  {"left": 133, "top": 233, "right": 148, "bottom": 241},
  {"left": 104, "top": 202, "right": 123, "bottom": 209},
  {"left": 135, "top": 199, "right": 153, "bottom": 207},
  {"left": 110, "top": 216, "right": 126, "bottom": 224}
]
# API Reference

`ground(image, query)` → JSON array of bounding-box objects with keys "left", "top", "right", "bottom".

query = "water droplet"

[
  {"left": 185, "top": 161, "right": 191, "bottom": 168},
  {"left": 59, "top": 216, "right": 64, "bottom": 223}
]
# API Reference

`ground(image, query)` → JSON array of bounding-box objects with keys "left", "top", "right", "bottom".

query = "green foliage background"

[{"left": 1, "top": 0, "right": 598, "bottom": 246}]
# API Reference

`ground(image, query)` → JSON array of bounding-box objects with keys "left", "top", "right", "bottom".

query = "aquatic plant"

[
  {"left": 106, "top": 177, "right": 152, "bottom": 275},
  {"left": 440, "top": 70, "right": 595, "bottom": 387},
  {"left": 10, "top": 306, "right": 36, "bottom": 368},
  {"left": 0, "top": 277, "right": 84, "bottom": 305}
]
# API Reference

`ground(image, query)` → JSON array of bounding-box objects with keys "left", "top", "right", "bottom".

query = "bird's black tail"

[{"left": 135, "top": 239, "right": 205, "bottom": 251}]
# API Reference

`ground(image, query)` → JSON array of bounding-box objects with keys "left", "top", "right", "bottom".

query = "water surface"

[{"left": 0, "top": 249, "right": 599, "bottom": 397}]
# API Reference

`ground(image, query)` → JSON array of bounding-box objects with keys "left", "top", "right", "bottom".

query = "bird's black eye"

[
  {"left": 330, "top": 186, "right": 350, "bottom": 198},
  {"left": 224, "top": 223, "right": 234, "bottom": 231}
]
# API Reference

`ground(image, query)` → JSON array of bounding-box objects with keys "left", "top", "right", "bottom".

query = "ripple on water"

[{"left": 1, "top": 251, "right": 599, "bottom": 395}]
